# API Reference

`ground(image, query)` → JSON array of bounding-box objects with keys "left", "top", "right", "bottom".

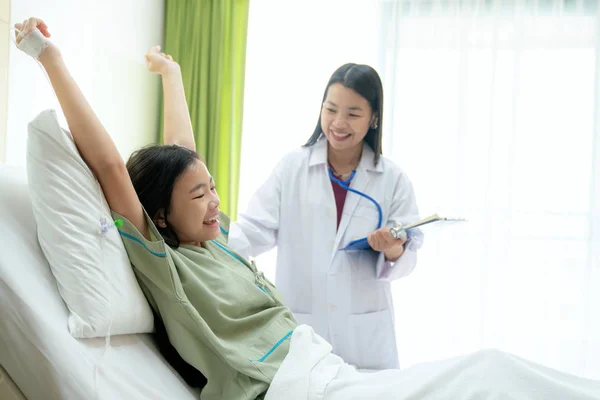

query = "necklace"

[{"left": 329, "top": 162, "right": 359, "bottom": 180}]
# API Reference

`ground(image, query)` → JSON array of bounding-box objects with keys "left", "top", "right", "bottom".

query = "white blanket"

[{"left": 267, "top": 325, "right": 600, "bottom": 400}]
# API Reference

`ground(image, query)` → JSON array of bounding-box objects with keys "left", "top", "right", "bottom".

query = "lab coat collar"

[{"left": 308, "top": 135, "right": 383, "bottom": 172}]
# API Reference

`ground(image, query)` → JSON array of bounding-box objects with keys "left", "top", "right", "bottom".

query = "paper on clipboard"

[
  {"left": 404, "top": 213, "right": 467, "bottom": 232},
  {"left": 341, "top": 213, "right": 466, "bottom": 251}
]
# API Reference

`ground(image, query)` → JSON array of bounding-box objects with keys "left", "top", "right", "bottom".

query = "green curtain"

[{"left": 160, "top": 0, "right": 250, "bottom": 218}]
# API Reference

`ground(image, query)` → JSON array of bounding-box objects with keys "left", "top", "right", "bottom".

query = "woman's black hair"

[
  {"left": 126, "top": 144, "right": 200, "bottom": 248},
  {"left": 304, "top": 63, "right": 384, "bottom": 164},
  {"left": 126, "top": 144, "right": 207, "bottom": 389}
]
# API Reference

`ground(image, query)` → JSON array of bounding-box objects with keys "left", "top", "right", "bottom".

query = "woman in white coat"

[{"left": 228, "top": 64, "right": 423, "bottom": 370}]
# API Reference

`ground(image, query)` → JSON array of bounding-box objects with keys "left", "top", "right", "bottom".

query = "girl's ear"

[{"left": 153, "top": 209, "right": 167, "bottom": 228}]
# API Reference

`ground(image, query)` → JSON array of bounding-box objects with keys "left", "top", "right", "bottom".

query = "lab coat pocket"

[
  {"left": 352, "top": 204, "right": 380, "bottom": 228},
  {"left": 347, "top": 309, "right": 398, "bottom": 370},
  {"left": 346, "top": 205, "right": 382, "bottom": 243},
  {"left": 353, "top": 204, "right": 380, "bottom": 220},
  {"left": 347, "top": 249, "right": 378, "bottom": 281}
]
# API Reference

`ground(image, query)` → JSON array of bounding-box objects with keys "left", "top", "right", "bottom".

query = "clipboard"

[
  {"left": 343, "top": 237, "right": 372, "bottom": 251},
  {"left": 403, "top": 213, "right": 466, "bottom": 231},
  {"left": 341, "top": 214, "right": 466, "bottom": 252}
]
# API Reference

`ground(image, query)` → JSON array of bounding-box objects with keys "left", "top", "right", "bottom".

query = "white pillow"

[{"left": 26, "top": 109, "right": 154, "bottom": 338}]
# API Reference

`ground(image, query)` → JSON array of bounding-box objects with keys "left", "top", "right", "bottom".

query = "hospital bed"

[
  {"left": 4, "top": 161, "right": 600, "bottom": 400},
  {"left": 0, "top": 164, "right": 200, "bottom": 400}
]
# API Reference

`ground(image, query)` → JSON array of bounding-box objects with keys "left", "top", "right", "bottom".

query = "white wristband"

[{"left": 16, "top": 29, "right": 48, "bottom": 59}]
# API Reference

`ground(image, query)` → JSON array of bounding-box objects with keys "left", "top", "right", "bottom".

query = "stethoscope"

[{"left": 328, "top": 167, "right": 383, "bottom": 250}]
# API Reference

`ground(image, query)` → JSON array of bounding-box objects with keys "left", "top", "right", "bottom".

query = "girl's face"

[
  {"left": 320, "top": 83, "right": 375, "bottom": 155},
  {"left": 157, "top": 160, "right": 221, "bottom": 244}
]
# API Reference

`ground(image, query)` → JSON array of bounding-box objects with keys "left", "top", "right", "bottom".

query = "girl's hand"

[
  {"left": 145, "top": 45, "right": 179, "bottom": 75},
  {"left": 14, "top": 17, "right": 59, "bottom": 59},
  {"left": 15, "top": 17, "right": 50, "bottom": 43}
]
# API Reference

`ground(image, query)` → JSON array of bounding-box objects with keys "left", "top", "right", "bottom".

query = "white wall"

[
  {"left": 0, "top": 0, "right": 10, "bottom": 162},
  {"left": 6, "top": 0, "right": 164, "bottom": 165}
]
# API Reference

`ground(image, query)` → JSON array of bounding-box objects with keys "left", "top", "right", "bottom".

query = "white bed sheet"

[{"left": 0, "top": 165, "right": 200, "bottom": 400}]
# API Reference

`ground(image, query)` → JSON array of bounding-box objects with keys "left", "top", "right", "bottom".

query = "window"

[{"left": 240, "top": 0, "right": 600, "bottom": 378}]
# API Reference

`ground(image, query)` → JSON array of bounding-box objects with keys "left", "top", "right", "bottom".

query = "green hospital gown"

[{"left": 111, "top": 209, "right": 298, "bottom": 400}]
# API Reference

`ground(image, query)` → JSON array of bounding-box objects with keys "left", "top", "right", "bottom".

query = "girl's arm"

[
  {"left": 15, "top": 17, "right": 149, "bottom": 238},
  {"left": 145, "top": 46, "right": 195, "bottom": 151}
]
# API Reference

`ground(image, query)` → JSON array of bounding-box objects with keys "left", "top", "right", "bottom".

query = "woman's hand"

[
  {"left": 145, "top": 45, "right": 179, "bottom": 75},
  {"left": 367, "top": 226, "right": 407, "bottom": 262}
]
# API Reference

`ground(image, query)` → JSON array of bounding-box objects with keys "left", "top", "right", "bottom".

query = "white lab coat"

[{"left": 229, "top": 137, "right": 423, "bottom": 370}]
